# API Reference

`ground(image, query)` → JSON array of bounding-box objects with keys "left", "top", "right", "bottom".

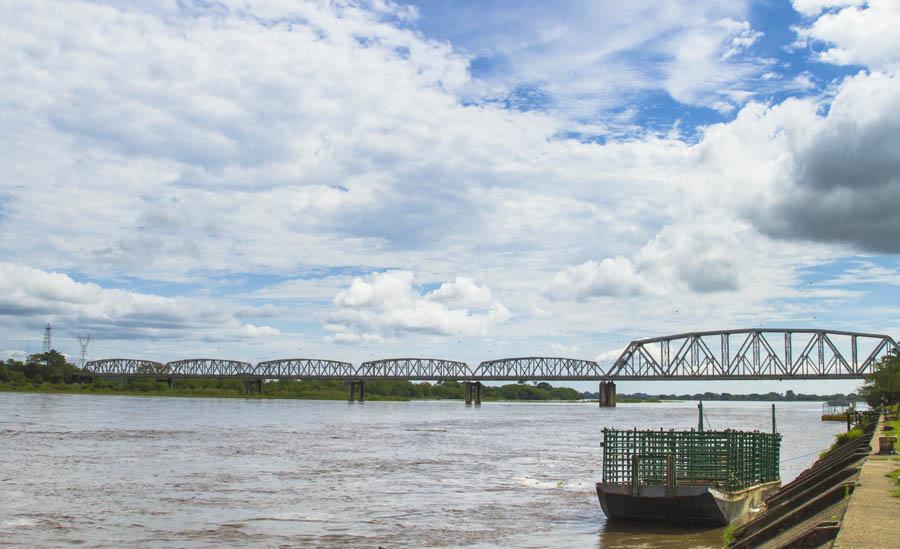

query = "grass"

[
  {"left": 819, "top": 427, "right": 865, "bottom": 459},
  {"left": 886, "top": 408, "right": 900, "bottom": 498},
  {"left": 886, "top": 461, "right": 900, "bottom": 499},
  {"left": 722, "top": 523, "right": 735, "bottom": 547}
]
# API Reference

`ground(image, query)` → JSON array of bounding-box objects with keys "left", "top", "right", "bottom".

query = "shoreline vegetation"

[{"left": 0, "top": 383, "right": 860, "bottom": 404}]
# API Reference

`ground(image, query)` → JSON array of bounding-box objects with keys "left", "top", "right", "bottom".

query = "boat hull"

[{"left": 596, "top": 481, "right": 780, "bottom": 527}]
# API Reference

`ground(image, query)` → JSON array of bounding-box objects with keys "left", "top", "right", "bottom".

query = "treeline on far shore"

[{"left": 602, "top": 390, "right": 860, "bottom": 403}]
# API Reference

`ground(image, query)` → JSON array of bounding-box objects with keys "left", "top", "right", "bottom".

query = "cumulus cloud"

[
  {"left": 793, "top": 1, "right": 900, "bottom": 70},
  {"left": 737, "top": 71, "right": 900, "bottom": 252},
  {"left": 547, "top": 223, "right": 742, "bottom": 301},
  {"left": 326, "top": 271, "right": 509, "bottom": 342},
  {"left": 427, "top": 277, "right": 494, "bottom": 308},
  {"left": 547, "top": 257, "right": 651, "bottom": 300},
  {"left": 0, "top": 263, "right": 277, "bottom": 341}
]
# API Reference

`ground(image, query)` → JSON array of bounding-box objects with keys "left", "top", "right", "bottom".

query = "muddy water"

[{"left": 0, "top": 394, "right": 844, "bottom": 547}]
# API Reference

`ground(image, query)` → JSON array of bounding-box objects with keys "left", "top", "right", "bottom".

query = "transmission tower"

[
  {"left": 42, "top": 323, "right": 52, "bottom": 354},
  {"left": 77, "top": 333, "right": 92, "bottom": 369}
]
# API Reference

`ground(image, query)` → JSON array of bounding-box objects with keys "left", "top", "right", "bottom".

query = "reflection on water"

[{"left": 0, "top": 394, "right": 844, "bottom": 547}]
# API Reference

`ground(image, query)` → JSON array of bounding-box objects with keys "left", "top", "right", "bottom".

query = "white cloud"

[
  {"left": 821, "top": 262, "right": 900, "bottom": 287},
  {"left": 724, "top": 71, "right": 900, "bottom": 253},
  {"left": 661, "top": 18, "right": 767, "bottom": 111},
  {"left": 0, "top": 263, "right": 276, "bottom": 341},
  {"left": 422, "top": 1, "right": 769, "bottom": 118},
  {"left": 427, "top": 277, "right": 494, "bottom": 309},
  {"left": 2, "top": 350, "right": 26, "bottom": 361},
  {"left": 547, "top": 222, "right": 743, "bottom": 301},
  {"left": 547, "top": 257, "right": 651, "bottom": 300},
  {"left": 794, "top": 0, "right": 900, "bottom": 70},
  {"left": 239, "top": 324, "right": 281, "bottom": 338},
  {"left": 328, "top": 271, "right": 509, "bottom": 341},
  {"left": 547, "top": 342, "right": 580, "bottom": 355},
  {"left": 792, "top": 0, "right": 867, "bottom": 18},
  {"left": 250, "top": 276, "right": 355, "bottom": 301},
  {"left": 595, "top": 348, "right": 626, "bottom": 365}
]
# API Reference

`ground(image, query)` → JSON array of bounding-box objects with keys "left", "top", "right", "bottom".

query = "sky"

[{"left": 1, "top": 0, "right": 899, "bottom": 394}]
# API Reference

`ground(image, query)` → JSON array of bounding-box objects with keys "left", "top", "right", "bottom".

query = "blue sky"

[{"left": 1, "top": 0, "right": 899, "bottom": 394}]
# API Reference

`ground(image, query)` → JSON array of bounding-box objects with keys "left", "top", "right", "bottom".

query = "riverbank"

[
  {"left": 728, "top": 408, "right": 898, "bottom": 548},
  {"left": 833, "top": 410, "right": 900, "bottom": 548}
]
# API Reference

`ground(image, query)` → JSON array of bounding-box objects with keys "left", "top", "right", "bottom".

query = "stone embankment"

[{"left": 729, "top": 411, "right": 897, "bottom": 548}]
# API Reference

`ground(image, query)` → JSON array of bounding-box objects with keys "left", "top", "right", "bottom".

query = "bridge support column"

[
  {"left": 347, "top": 380, "right": 364, "bottom": 402},
  {"left": 599, "top": 381, "right": 616, "bottom": 407},
  {"left": 243, "top": 379, "right": 262, "bottom": 395},
  {"left": 464, "top": 381, "right": 472, "bottom": 405},
  {"left": 474, "top": 382, "right": 482, "bottom": 405}
]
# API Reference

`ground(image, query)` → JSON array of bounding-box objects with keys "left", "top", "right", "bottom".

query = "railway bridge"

[{"left": 84, "top": 328, "right": 898, "bottom": 406}]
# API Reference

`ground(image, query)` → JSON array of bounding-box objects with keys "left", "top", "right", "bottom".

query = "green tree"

[{"left": 858, "top": 351, "right": 900, "bottom": 407}]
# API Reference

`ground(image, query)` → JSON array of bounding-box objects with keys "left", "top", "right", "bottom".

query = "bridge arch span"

[
  {"left": 356, "top": 358, "right": 470, "bottom": 380},
  {"left": 84, "top": 358, "right": 168, "bottom": 376},
  {"left": 165, "top": 359, "right": 254, "bottom": 377},
  {"left": 607, "top": 328, "right": 899, "bottom": 380},
  {"left": 255, "top": 358, "right": 354, "bottom": 379},
  {"left": 474, "top": 357, "right": 604, "bottom": 381}
]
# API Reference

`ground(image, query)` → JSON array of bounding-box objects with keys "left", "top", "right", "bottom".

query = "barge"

[{"left": 596, "top": 407, "right": 781, "bottom": 526}]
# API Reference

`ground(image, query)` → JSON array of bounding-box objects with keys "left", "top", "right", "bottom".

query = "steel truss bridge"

[{"left": 84, "top": 328, "right": 898, "bottom": 382}]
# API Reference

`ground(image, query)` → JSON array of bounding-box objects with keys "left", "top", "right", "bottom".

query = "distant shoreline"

[
  {"left": 1, "top": 386, "right": 847, "bottom": 404},
  {"left": 0, "top": 385, "right": 671, "bottom": 403}
]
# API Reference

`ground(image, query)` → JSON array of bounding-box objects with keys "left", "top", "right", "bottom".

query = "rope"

[{"left": 780, "top": 447, "right": 827, "bottom": 463}]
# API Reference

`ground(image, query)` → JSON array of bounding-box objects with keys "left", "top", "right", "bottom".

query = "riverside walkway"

[{"left": 833, "top": 414, "right": 900, "bottom": 548}]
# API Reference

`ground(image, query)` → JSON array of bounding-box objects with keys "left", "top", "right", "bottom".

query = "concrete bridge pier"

[
  {"left": 599, "top": 381, "right": 616, "bottom": 407},
  {"left": 347, "top": 380, "right": 365, "bottom": 402},
  {"left": 464, "top": 381, "right": 482, "bottom": 405},
  {"left": 243, "top": 379, "right": 262, "bottom": 395}
]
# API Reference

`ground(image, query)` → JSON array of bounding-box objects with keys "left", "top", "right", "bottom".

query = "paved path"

[{"left": 834, "top": 416, "right": 899, "bottom": 549}]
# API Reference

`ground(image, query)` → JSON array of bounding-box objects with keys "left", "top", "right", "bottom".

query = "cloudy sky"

[{"left": 2, "top": 0, "right": 899, "bottom": 393}]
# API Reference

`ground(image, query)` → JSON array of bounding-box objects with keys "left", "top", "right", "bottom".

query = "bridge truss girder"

[
  {"left": 84, "top": 358, "right": 168, "bottom": 376},
  {"left": 255, "top": 358, "right": 355, "bottom": 379},
  {"left": 356, "top": 358, "right": 471, "bottom": 380},
  {"left": 607, "top": 329, "right": 899, "bottom": 380},
  {"left": 164, "top": 358, "right": 255, "bottom": 377},
  {"left": 473, "top": 357, "right": 605, "bottom": 381}
]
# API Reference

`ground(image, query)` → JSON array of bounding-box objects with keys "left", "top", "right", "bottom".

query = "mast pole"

[{"left": 698, "top": 400, "right": 704, "bottom": 432}]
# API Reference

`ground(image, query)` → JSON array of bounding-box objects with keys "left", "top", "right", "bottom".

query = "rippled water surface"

[{"left": 0, "top": 393, "right": 845, "bottom": 548}]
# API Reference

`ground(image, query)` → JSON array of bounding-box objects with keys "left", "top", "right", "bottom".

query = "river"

[{"left": 0, "top": 393, "right": 846, "bottom": 548}]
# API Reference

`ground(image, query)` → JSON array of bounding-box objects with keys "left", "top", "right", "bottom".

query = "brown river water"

[{"left": 0, "top": 393, "right": 845, "bottom": 548}]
